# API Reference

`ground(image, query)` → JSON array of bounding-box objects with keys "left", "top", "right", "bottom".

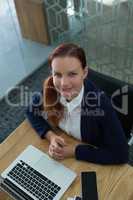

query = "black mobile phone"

[{"left": 81, "top": 171, "right": 98, "bottom": 200}]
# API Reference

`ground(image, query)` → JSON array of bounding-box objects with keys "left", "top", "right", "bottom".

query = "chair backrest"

[{"left": 88, "top": 69, "right": 133, "bottom": 139}]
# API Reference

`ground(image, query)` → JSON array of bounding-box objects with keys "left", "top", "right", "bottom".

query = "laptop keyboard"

[{"left": 7, "top": 160, "right": 61, "bottom": 200}]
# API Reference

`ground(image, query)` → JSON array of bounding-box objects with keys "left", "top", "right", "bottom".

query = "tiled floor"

[{"left": 0, "top": 61, "right": 50, "bottom": 143}]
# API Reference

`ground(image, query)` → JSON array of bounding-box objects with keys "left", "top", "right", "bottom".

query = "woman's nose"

[{"left": 61, "top": 76, "right": 69, "bottom": 87}]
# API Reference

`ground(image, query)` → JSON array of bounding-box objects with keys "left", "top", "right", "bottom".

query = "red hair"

[
  {"left": 43, "top": 43, "right": 87, "bottom": 127},
  {"left": 43, "top": 76, "right": 64, "bottom": 127},
  {"left": 48, "top": 43, "right": 86, "bottom": 69}
]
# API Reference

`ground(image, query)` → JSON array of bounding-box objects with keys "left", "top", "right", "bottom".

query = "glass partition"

[
  {"left": 45, "top": 0, "right": 133, "bottom": 84},
  {"left": 0, "top": 0, "right": 53, "bottom": 99}
]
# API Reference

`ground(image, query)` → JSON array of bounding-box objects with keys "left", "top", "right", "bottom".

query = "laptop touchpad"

[
  {"left": 34, "top": 154, "right": 75, "bottom": 186},
  {"left": 34, "top": 154, "right": 62, "bottom": 174}
]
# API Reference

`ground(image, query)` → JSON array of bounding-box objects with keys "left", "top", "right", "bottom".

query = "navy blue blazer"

[{"left": 26, "top": 78, "right": 128, "bottom": 164}]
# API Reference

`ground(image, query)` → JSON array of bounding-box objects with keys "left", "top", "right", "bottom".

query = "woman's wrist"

[
  {"left": 72, "top": 144, "right": 78, "bottom": 156},
  {"left": 45, "top": 130, "right": 56, "bottom": 142}
]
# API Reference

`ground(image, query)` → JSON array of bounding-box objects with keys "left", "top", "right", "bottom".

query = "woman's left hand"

[{"left": 49, "top": 143, "right": 77, "bottom": 160}]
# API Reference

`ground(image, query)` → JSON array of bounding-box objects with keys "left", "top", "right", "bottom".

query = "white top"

[{"left": 59, "top": 85, "right": 84, "bottom": 140}]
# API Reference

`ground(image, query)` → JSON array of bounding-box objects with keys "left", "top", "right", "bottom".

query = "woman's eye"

[
  {"left": 69, "top": 73, "right": 77, "bottom": 77},
  {"left": 54, "top": 73, "right": 61, "bottom": 78}
]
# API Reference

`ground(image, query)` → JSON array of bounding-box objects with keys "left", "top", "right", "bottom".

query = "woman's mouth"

[
  {"left": 61, "top": 88, "right": 72, "bottom": 98},
  {"left": 61, "top": 88, "right": 72, "bottom": 92}
]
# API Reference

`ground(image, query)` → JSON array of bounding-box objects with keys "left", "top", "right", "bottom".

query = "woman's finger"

[
  {"left": 53, "top": 152, "right": 64, "bottom": 160},
  {"left": 52, "top": 145, "right": 63, "bottom": 153},
  {"left": 49, "top": 145, "right": 64, "bottom": 159},
  {"left": 55, "top": 137, "right": 66, "bottom": 147}
]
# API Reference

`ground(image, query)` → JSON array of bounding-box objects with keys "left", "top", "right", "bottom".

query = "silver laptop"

[{"left": 0, "top": 145, "right": 77, "bottom": 200}]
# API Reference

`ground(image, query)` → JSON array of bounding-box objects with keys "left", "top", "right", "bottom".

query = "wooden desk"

[{"left": 0, "top": 120, "right": 133, "bottom": 200}]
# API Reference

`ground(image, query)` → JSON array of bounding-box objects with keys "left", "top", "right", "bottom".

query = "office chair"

[{"left": 88, "top": 68, "right": 133, "bottom": 144}]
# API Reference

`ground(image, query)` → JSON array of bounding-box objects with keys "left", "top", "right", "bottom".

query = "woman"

[{"left": 26, "top": 43, "right": 128, "bottom": 164}]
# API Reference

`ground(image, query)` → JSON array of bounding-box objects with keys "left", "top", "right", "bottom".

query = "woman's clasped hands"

[{"left": 46, "top": 131, "right": 76, "bottom": 160}]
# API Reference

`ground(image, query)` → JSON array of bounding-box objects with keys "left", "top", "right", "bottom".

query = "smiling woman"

[
  {"left": 51, "top": 56, "right": 88, "bottom": 100},
  {"left": 26, "top": 43, "right": 128, "bottom": 165}
]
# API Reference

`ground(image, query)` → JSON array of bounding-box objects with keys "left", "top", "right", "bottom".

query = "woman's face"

[{"left": 51, "top": 56, "right": 88, "bottom": 101}]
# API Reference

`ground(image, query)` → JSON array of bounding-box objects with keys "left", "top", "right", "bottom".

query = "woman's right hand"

[{"left": 46, "top": 131, "right": 66, "bottom": 159}]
